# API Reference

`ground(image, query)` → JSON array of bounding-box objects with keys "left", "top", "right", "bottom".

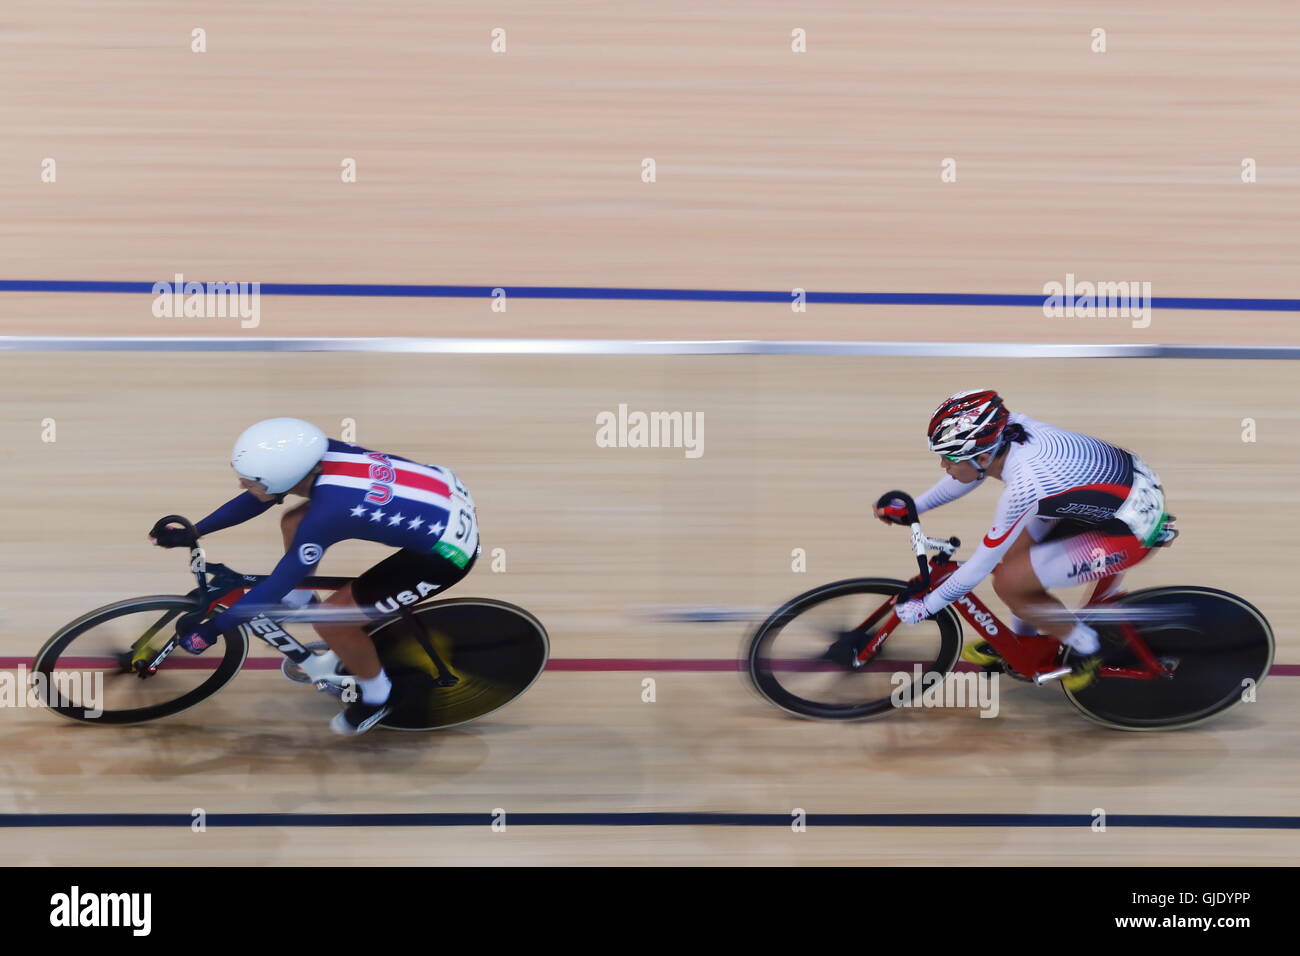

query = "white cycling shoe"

[{"left": 281, "top": 643, "right": 345, "bottom": 690}]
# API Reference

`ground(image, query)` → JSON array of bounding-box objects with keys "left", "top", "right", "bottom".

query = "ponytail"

[
  {"left": 1003, "top": 423, "right": 1029, "bottom": 445},
  {"left": 991, "top": 422, "right": 1029, "bottom": 462}
]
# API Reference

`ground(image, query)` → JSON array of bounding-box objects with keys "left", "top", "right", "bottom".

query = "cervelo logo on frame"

[
  {"left": 1041, "top": 273, "right": 1152, "bottom": 328},
  {"left": 150, "top": 272, "right": 260, "bottom": 328},
  {"left": 595, "top": 404, "right": 704, "bottom": 459},
  {"left": 955, "top": 594, "right": 999, "bottom": 636}
]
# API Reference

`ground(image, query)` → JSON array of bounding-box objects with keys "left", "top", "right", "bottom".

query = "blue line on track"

[
  {"left": 1, "top": 812, "right": 1296, "bottom": 828},
  {"left": 2, "top": 280, "right": 1298, "bottom": 311}
]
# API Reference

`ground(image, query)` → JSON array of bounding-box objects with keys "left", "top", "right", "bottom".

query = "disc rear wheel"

[
  {"left": 371, "top": 598, "right": 549, "bottom": 731},
  {"left": 1064, "top": 586, "right": 1274, "bottom": 730}
]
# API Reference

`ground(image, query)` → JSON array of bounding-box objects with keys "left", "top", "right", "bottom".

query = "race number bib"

[
  {"left": 1115, "top": 456, "right": 1166, "bottom": 546},
  {"left": 434, "top": 471, "right": 479, "bottom": 568}
]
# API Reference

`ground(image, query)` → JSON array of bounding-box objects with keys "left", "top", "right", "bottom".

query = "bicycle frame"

[
  {"left": 191, "top": 562, "right": 354, "bottom": 661},
  {"left": 188, "top": 561, "right": 460, "bottom": 687},
  {"left": 858, "top": 494, "right": 1173, "bottom": 684}
]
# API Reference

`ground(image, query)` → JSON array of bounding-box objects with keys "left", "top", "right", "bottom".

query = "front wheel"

[
  {"left": 370, "top": 597, "right": 550, "bottom": 731},
  {"left": 31, "top": 595, "right": 248, "bottom": 725},
  {"left": 747, "top": 578, "right": 962, "bottom": 720},
  {"left": 1064, "top": 586, "right": 1275, "bottom": 731}
]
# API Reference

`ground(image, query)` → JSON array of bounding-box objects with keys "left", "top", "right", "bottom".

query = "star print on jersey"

[{"left": 186, "top": 439, "right": 477, "bottom": 651}]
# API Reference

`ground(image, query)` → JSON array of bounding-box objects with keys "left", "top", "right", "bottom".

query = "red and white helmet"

[{"left": 927, "top": 390, "right": 1009, "bottom": 460}]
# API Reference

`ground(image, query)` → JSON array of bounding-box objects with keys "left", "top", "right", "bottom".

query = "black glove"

[
  {"left": 873, "top": 497, "right": 910, "bottom": 525},
  {"left": 150, "top": 520, "right": 197, "bottom": 549}
]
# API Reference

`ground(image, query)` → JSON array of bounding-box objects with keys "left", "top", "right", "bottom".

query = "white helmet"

[{"left": 231, "top": 418, "right": 328, "bottom": 494}]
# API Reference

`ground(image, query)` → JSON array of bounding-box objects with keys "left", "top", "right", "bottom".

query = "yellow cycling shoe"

[
  {"left": 1061, "top": 654, "right": 1101, "bottom": 692},
  {"left": 960, "top": 641, "right": 1003, "bottom": 667}
]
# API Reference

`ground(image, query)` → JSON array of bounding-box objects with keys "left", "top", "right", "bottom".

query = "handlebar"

[
  {"left": 874, "top": 490, "right": 919, "bottom": 526},
  {"left": 150, "top": 514, "right": 199, "bottom": 548},
  {"left": 873, "top": 491, "right": 962, "bottom": 597},
  {"left": 150, "top": 514, "right": 214, "bottom": 600}
]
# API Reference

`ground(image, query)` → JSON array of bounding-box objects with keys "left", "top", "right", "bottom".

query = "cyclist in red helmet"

[{"left": 874, "top": 390, "right": 1175, "bottom": 689}]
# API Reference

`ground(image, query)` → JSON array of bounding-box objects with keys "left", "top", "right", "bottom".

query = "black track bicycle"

[{"left": 31, "top": 516, "right": 549, "bottom": 730}]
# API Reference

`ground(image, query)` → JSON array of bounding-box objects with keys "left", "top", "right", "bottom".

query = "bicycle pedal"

[
  {"left": 960, "top": 642, "right": 1002, "bottom": 667},
  {"left": 313, "top": 677, "right": 347, "bottom": 699},
  {"left": 281, "top": 660, "right": 310, "bottom": 684},
  {"left": 1032, "top": 665, "right": 1074, "bottom": 686}
]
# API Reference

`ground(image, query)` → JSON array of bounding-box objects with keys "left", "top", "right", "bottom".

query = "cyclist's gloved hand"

[
  {"left": 178, "top": 631, "right": 218, "bottom": 655},
  {"left": 175, "top": 609, "right": 206, "bottom": 634},
  {"left": 896, "top": 598, "right": 929, "bottom": 625},
  {"left": 175, "top": 609, "right": 217, "bottom": 654},
  {"left": 873, "top": 498, "right": 910, "bottom": 525},
  {"left": 150, "top": 521, "right": 196, "bottom": 549}
]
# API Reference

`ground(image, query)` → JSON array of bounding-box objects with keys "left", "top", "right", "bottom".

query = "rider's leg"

[
  {"left": 1004, "top": 517, "right": 1057, "bottom": 637},
  {"left": 991, "top": 534, "right": 1098, "bottom": 653},
  {"left": 279, "top": 506, "right": 380, "bottom": 686},
  {"left": 1006, "top": 613, "right": 1038, "bottom": 637},
  {"left": 333, "top": 545, "right": 480, "bottom": 700},
  {"left": 962, "top": 524, "right": 1057, "bottom": 665},
  {"left": 1002, "top": 527, "right": 1156, "bottom": 657},
  {"left": 312, "top": 582, "right": 383, "bottom": 682}
]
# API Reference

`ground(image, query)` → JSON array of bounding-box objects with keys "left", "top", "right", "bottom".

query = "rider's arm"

[
  {"left": 194, "top": 492, "right": 278, "bottom": 537},
  {"left": 921, "top": 487, "right": 1031, "bottom": 616},
  {"left": 913, "top": 474, "right": 981, "bottom": 514},
  {"left": 191, "top": 512, "right": 336, "bottom": 641}
]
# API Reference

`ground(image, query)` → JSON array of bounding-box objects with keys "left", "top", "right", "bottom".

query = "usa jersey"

[{"left": 192, "top": 439, "right": 478, "bottom": 640}]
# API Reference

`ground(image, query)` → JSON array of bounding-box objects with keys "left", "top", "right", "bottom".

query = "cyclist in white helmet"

[
  {"left": 149, "top": 418, "right": 480, "bottom": 735},
  {"left": 873, "top": 390, "right": 1174, "bottom": 689}
]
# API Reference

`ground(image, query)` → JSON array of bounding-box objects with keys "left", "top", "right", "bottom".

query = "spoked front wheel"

[
  {"left": 370, "top": 598, "right": 550, "bottom": 731},
  {"left": 747, "top": 578, "right": 962, "bottom": 720},
  {"left": 1064, "top": 586, "right": 1275, "bottom": 730},
  {"left": 31, "top": 595, "right": 248, "bottom": 725}
]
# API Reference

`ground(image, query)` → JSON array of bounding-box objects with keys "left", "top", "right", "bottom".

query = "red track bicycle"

[{"left": 747, "top": 492, "right": 1274, "bottom": 730}]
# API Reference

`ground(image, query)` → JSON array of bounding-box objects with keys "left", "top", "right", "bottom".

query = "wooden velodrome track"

[{"left": 1, "top": 2, "right": 1298, "bottom": 865}]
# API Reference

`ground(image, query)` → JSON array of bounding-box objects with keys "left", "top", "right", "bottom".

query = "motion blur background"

[{"left": 1, "top": 1, "right": 1297, "bottom": 864}]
